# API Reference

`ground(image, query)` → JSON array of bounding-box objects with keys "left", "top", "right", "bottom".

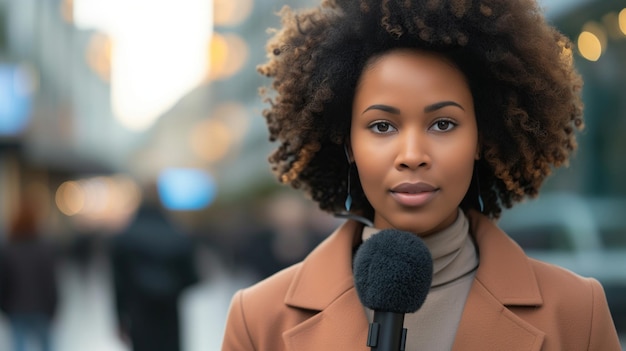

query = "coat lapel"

[
  {"left": 453, "top": 211, "right": 546, "bottom": 351},
  {"left": 283, "top": 286, "right": 370, "bottom": 350},
  {"left": 281, "top": 212, "right": 548, "bottom": 351},
  {"left": 282, "top": 220, "right": 370, "bottom": 351}
]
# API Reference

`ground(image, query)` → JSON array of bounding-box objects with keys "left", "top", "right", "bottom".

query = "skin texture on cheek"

[{"left": 350, "top": 49, "right": 478, "bottom": 237}]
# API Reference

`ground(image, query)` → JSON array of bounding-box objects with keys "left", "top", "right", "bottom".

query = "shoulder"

[
  {"left": 528, "top": 257, "right": 603, "bottom": 307},
  {"left": 222, "top": 263, "right": 309, "bottom": 350},
  {"left": 527, "top": 257, "right": 612, "bottom": 323},
  {"left": 238, "top": 263, "right": 302, "bottom": 316},
  {"left": 525, "top": 258, "right": 620, "bottom": 349},
  {"left": 469, "top": 210, "right": 620, "bottom": 348},
  {"left": 222, "top": 220, "right": 360, "bottom": 350}
]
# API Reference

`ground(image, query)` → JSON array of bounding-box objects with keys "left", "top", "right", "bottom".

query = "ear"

[{"left": 344, "top": 139, "right": 354, "bottom": 163}]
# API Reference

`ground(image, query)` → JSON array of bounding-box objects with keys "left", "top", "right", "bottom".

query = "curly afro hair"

[{"left": 257, "top": 0, "right": 584, "bottom": 219}]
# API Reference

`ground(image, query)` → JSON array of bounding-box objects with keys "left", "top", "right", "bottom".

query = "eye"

[
  {"left": 368, "top": 121, "right": 397, "bottom": 134},
  {"left": 430, "top": 119, "right": 457, "bottom": 132}
]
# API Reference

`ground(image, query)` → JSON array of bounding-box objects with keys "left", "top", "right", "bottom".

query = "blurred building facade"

[{"left": 0, "top": 0, "right": 315, "bottom": 239}]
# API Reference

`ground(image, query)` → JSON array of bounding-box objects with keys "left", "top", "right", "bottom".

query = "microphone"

[{"left": 353, "top": 229, "right": 433, "bottom": 351}]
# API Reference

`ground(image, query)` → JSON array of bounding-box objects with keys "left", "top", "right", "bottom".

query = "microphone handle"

[{"left": 367, "top": 311, "right": 407, "bottom": 351}]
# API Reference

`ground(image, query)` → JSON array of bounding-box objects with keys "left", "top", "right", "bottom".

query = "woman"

[{"left": 222, "top": 0, "right": 621, "bottom": 350}]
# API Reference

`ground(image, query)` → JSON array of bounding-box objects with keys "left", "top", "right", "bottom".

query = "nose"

[{"left": 395, "top": 131, "right": 431, "bottom": 170}]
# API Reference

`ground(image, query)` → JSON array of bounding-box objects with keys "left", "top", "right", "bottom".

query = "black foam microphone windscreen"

[{"left": 353, "top": 228, "right": 433, "bottom": 313}]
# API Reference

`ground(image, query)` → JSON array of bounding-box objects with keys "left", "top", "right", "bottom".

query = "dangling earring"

[
  {"left": 333, "top": 145, "right": 374, "bottom": 227},
  {"left": 474, "top": 164, "right": 484, "bottom": 213},
  {"left": 345, "top": 163, "right": 353, "bottom": 212},
  {"left": 344, "top": 144, "right": 353, "bottom": 212}
]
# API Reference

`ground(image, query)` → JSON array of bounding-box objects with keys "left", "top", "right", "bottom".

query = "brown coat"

[{"left": 222, "top": 211, "right": 621, "bottom": 350}]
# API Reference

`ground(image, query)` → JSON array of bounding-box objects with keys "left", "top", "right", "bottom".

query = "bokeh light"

[
  {"left": 213, "top": 0, "right": 254, "bottom": 27},
  {"left": 157, "top": 169, "right": 216, "bottom": 211},
  {"left": 190, "top": 119, "right": 233, "bottom": 163},
  {"left": 56, "top": 181, "right": 85, "bottom": 216},
  {"left": 85, "top": 33, "right": 113, "bottom": 81},
  {"left": 55, "top": 175, "right": 142, "bottom": 231},
  {"left": 578, "top": 31, "right": 603, "bottom": 61},
  {"left": 60, "top": 0, "right": 74, "bottom": 24},
  {"left": 210, "top": 102, "right": 250, "bottom": 142},
  {"left": 208, "top": 32, "right": 249, "bottom": 81},
  {"left": 189, "top": 102, "right": 250, "bottom": 163},
  {"left": 0, "top": 63, "right": 37, "bottom": 136},
  {"left": 578, "top": 21, "right": 608, "bottom": 62}
]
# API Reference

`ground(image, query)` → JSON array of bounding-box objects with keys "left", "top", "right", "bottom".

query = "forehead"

[{"left": 354, "top": 49, "right": 473, "bottom": 109}]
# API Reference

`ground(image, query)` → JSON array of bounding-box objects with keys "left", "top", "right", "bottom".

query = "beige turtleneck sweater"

[{"left": 361, "top": 208, "right": 479, "bottom": 351}]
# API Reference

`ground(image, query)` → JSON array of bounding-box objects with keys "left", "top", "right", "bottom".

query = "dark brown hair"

[{"left": 258, "top": 0, "right": 583, "bottom": 219}]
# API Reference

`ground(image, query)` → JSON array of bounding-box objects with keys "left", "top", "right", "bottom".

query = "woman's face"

[{"left": 350, "top": 49, "right": 478, "bottom": 236}]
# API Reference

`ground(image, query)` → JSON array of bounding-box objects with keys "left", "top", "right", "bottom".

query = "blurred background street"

[
  {"left": 0, "top": 253, "right": 256, "bottom": 351},
  {"left": 1, "top": 0, "right": 625, "bottom": 349}
]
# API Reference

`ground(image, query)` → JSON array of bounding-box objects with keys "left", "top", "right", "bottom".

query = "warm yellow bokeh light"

[
  {"left": 578, "top": 31, "right": 602, "bottom": 62},
  {"left": 581, "top": 22, "right": 607, "bottom": 50},
  {"left": 56, "top": 181, "right": 85, "bottom": 216},
  {"left": 81, "top": 177, "right": 110, "bottom": 215},
  {"left": 60, "top": 0, "right": 74, "bottom": 24},
  {"left": 85, "top": 33, "right": 113, "bottom": 81},
  {"left": 209, "top": 33, "right": 229, "bottom": 79},
  {"left": 211, "top": 103, "right": 250, "bottom": 142},
  {"left": 214, "top": 0, "right": 254, "bottom": 27},
  {"left": 190, "top": 119, "right": 233, "bottom": 163},
  {"left": 113, "top": 174, "right": 142, "bottom": 214},
  {"left": 620, "top": 8, "right": 626, "bottom": 35},
  {"left": 220, "top": 34, "right": 248, "bottom": 79},
  {"left": 56, "top": 175, "right": 141, "bottom": 231},
  {"left": 207, "top": 33, "right": 249, "bottom": 81}
]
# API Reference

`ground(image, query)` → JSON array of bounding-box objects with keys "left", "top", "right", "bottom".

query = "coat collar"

[
  {"left": 283, "top": 211, "right": 546, "bottom": 350},
  {"left": 468, "top": 210, "right": 543, "bottom": 307},
  {"left": 284, "top": 219, "right": 363, "bottom": 310},
  {"left": 283, "top": 219, "right": 369, "bottom": 350},
  {"left": 452, "top": 210, "right": 545, "bottom": 350}
]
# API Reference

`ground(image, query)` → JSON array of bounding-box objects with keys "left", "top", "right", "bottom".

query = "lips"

[
  {"left": 390, "top": 182, "right": 439, "bottom": 207},
  {"left": 391, "top": 182, "right": 437, "bottom": 193}
]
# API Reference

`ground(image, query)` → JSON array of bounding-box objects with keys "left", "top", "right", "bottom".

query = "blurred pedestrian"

[
  {"left": 0, "top": 199, "right": 59, "bottom": 351},
  {"left": 110, "top": 193, "right": 199, "bottom": 351},
  {"left": 237, "top": 193, "right": 327, "bottom": 280}
]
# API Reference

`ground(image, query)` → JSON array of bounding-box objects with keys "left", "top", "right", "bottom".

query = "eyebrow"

[
  {"left": 424, "top": 101, "right": 465, "bottom": 113},
  {"left": 362, "top": 104, "right": 400, "bottom": 114},
  {"left": 362, "top": 101, "right": 465, "bottom": 115}
]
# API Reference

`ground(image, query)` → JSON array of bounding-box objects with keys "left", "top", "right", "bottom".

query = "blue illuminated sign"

[
  {"left": 0, "top": 64, "right": 33, "bottom": 136},
  {"left": 157, "top": 168, "right": 216, "bottom": 210}
]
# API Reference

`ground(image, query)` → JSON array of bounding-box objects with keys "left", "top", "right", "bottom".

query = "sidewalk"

[{"left": 0, "top": 256, "right": 254, "bottom": 351}]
